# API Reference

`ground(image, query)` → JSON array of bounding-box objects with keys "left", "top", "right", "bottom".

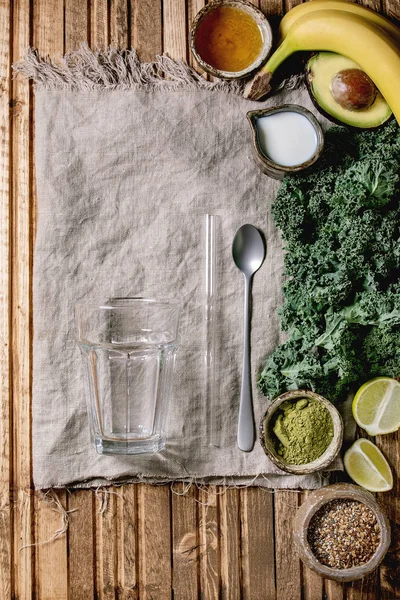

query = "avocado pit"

[
  {"left": 330, "top": 68, "right": 377, "bottom": 111},
  {"left": 305, "top": 51, "right": 392, "bottom": 128}
]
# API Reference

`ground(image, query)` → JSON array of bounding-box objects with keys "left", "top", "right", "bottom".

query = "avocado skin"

[{"left": 305, "top": 52, "right": 393, "bottom": 130}]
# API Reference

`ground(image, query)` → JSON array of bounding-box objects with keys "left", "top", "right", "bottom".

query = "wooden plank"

[
  {"left": 275, "top": 491, "right": 301, "bottom": 600},
  {"left": 32, "top": 3, "right": 67, "bottom": 598},
  {"left": 0, "top": 0, "right": 12, "bottom": 598},
  {"left": 325, "top": 580, "right": 345, "bottom": 600},
  {"left": 171, "top": 483, "right": 199, "bottom": 600},
  {"left": 284, "top": 0, "right": 303, "bottom": 12},
  {"left": 259, "top": 0, "right": 284, "bottom": 38},
  {"left": 301, "top": 492, "right": 323, "bottom": 600},
  {"left": 34, "top": 491, "right": 69, "bottom": 600},
  {"left": 346, "top": 572, "right": 380, "bottom": 600},
  {"left": 187, "top": 0, "right": 205, "bottom": 70},
  {"left": 303, "top": 568, "right": 323, "bottom": 600},
  {"left": 110, "top": 0, "right": 129, "bottom": 48},
  {"left": 116, "top": 484, "right": 138, "bottom": 600},
  {"left": 220, "top": 488, "right": 241, "bottom": 600},
  {"left": 137, "top": 484, "right": 172, "bottom": 600},
  {"left": 68, "top": 490, "right": 96, "bottom": 600},
  {"left": 131, "top": 0, "right": 162, "bottom": 61},
  {"left": 95, "top": 489, "right": 118, "bottom": 600},
  {"left": 259, "top": 0, "right": 283, "bottom": 14},
  {"left": 90, "top": 0, "right": 109, "bottom": 48},
  {"left": 34, "top": 0, "right": 64, "bottom": 56},
  {"left": 11, "top": 1, "right": 34, "bottom": 599},
  {"left": 163, "top": 0, "right": 187, "bottom": 60},
  {"left": 376, "top": 431, "right": 400, "bottom": 600},
  {"left": 241, "top": 488, "right": 275, "bottom": 600},
  {"left": 198, "top": 486, "right": 220, "bottom": 600},
  {"left": 65, "top": 0, "right": 89, "bottom": 52}
]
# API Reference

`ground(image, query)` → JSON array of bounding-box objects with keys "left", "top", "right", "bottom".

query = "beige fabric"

[{"left": 20, "top": 49, "right": 344, "bottom": 489}]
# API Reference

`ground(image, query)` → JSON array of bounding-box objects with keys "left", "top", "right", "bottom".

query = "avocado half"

[{"left": 306, "top": 52, "right": 392, "bottom": 129}]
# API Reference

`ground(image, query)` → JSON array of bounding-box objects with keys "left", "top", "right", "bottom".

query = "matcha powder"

[{"left": 271, "top": 398, "right": 334, "bottom": 465}]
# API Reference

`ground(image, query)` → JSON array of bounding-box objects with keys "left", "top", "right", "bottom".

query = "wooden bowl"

[
  {"left": 259, "top": 389, "right": 343, "bottom": 475},
  {"left": 189, "top": 0, "right": 273, "bottom": 80},
  {"left": 293, "top": 483, "right": 391, "bottom": 582}
]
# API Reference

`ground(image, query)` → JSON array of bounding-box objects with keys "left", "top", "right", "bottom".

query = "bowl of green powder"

[{"left": 259, "top": 389, "right": 343, "bottom": 474}]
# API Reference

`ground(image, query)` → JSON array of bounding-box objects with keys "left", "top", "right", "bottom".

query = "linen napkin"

[{"left": 15, "top": 47, "right": 341, "bottom": 489}]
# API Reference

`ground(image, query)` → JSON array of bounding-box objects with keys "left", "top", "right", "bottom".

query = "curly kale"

[{"left": 258, "top": 120, "right": 400, "bottom": 401}]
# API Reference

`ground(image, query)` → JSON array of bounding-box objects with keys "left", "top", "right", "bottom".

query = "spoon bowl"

[
  {"left": 232, "top": 224, "right": 266, "bottom": 452},
  {"left": 232, "top": 224, "right": 265, "bottom": 276}
]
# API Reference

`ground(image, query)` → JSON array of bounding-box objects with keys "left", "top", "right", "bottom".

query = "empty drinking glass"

[{"left": 75, "top": 298, "right": 181, "bottom": 455}]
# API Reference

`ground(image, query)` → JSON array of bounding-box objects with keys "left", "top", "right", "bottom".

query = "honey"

[{"left": 195, "top": 5, "right": 263, "bottom": 73}]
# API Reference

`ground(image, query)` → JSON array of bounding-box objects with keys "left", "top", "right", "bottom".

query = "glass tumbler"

[{"left": 75, "top": 298, "right": 181, "bottom": 455}]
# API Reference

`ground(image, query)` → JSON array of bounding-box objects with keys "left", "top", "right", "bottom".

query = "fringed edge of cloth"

[
  {"left": 13, "top": 43, "right": 304, "bottom": 94},
  {"left": 13, "top": 44, "right": 244, "bottom": 93}
]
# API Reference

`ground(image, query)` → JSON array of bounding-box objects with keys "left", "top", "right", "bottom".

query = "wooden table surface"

[{"left": 1, "top": 0, "right": 400, "bottom": 598}]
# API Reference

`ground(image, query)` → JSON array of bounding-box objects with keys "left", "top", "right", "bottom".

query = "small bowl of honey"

[{"left": 189, "top": 0, "right": 273, "bottom": 80}]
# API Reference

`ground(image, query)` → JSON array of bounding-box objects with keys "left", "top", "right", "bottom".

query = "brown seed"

[{"left": 307, "top": 499, "right": 380, "bottom": 570}]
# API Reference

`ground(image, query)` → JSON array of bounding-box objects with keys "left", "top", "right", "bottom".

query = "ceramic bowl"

[
  {"left": 259, "top": 389, "right": 343, "bottom": 475},
  {"left": 247, "top": 104, "right": 324, "bottom": 179},
  {"left": 293, "top": 483, "right": 391, "bottom": 582},
  {"left": 189, "top": 0, "right": 273, "bottom": 80}
]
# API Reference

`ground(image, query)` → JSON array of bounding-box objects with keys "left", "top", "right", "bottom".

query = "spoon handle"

[{"left": 238, "top": 274, "right": 255, "bottom": 452}]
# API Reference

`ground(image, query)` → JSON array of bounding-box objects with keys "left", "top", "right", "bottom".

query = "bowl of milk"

[{"left": 247, "top": 105, "right": 324, "bottom": 179}]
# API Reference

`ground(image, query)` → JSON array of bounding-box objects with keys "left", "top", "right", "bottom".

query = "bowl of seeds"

[{"left": 293, "top": 483, "right": 391, "bottom": 582}]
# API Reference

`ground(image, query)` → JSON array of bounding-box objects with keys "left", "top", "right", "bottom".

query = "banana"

[
  {"left": 243, "top": 9, "right": 400, "bottom": 126},
  {"left": 278, "top": 0, "right": 400, "bottom": 46}
]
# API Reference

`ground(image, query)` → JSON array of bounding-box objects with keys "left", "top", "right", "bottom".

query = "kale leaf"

[{"left": 258, "top": 120, "right": 400, "bottom": 402}]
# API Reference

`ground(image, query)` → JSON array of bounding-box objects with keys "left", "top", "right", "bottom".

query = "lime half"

[
  {"left": 344, "top": 438, "right": 393, "bottom": 492},
  {"left": 352, "top": 377, "right": 400, "bottom": 435}
]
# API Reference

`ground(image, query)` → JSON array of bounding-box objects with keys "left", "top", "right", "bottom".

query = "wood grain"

[
  {"left": 33, "top": 4, "right": 68, "bottom": 598},
  {"left": 240, "top": 488, "right": 275, "bottom": 600},
  {"left": 275, "top": 492, "right": 302, "bottom": 600},
  {"left": 199, "top": 486, "right": 220, "bottom": 600},
  {"left": 284, "top": 0, "right": 303, "bottom": 12},
  {"left": 68, "top": 490, "right": 96, "bottom": 600},
  {"left": 65, "top": 0, "right": 89, "bottom": 52},
  {"left": 163, "top": 0, "right": 187, "bottom": 60},
  {"left": 34, "top": 491, "right": 68, "bottom": 600},
  {"left": 116, "top": 484, "right": 138, "bottom": 600},
  {"left": 2, "top": 1, "right": 400, "bottom": 599},
  {"left": 0, "top": 0, "right": 12, "bottom": 597},
  {"left": 186, "top": 0, "right": 206, "bottom": 70},
  {"left": 220, "top": 488, "right": 241, "bottom": 600},
  {"left": 110, "top": 0, "right": 129, "bottom": 48},
  {"left": 301, "top": 492, "right": 324, "bottom": 600},
  {"left": 11, "top": 1, "right": 34, "bottom": 598},
  {"left": 90, "top": 0, "right": 109, "bottom": 48},
  {"left": 377, "top": 431, "right": 400, "bottom": 600},
  {"left": 171, "top": 483, "right": 199, "bottom": 600},
  {"left": 137, "top": 484, "right": 172, "bottom": 600},
  {"left": 95, "top": 490, "right": 118, "bottom": 600},
  {"left": 325, "top": 580, "right": 345, "bottom": 600},
  {"left": 131, "top": 0, "right": 162, "bottom": 61},
  {"left": 346, "top": 571, "right": 380, "bottom": 600},
  {"left": 259, "top": 0, "right": 283, "bottom": 15}
]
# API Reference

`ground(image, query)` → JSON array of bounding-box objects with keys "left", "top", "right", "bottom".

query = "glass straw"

[{"left": 204, "top": 214, "right": 219, "bottom": 447}]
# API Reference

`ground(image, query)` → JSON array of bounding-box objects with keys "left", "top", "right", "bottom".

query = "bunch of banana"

[{"left": 243, "top": 0, "right": 400, "bottom": 125}]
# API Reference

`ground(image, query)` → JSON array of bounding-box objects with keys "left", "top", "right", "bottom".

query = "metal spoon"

[{"left": 232, "top": 224, "right": 266, "bottom": 452}]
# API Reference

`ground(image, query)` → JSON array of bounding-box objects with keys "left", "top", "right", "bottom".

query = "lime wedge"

[
  {"left": 344, "top": 438, "right": 393, "bottom": 492},
  {"left": 352, "top": 377, "right": 400, "bottom": 435}
]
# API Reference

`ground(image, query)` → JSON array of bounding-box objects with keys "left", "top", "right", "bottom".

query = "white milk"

[{"left": 256, "top": 111, "right": 318, "bottom": 167}]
